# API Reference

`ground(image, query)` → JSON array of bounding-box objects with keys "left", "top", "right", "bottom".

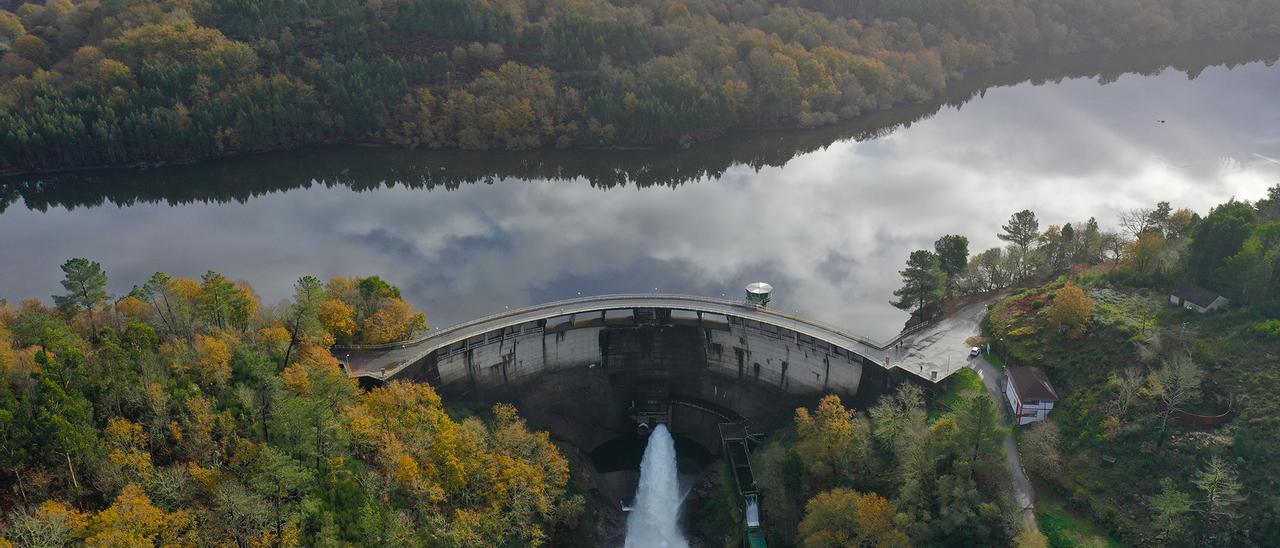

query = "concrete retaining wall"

[{"left": 387, "top": 315, "right": 907, "bottom": 455}]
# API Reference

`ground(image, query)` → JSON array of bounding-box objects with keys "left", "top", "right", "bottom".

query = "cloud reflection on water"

[{"left": 1, "top": 62, "right": 1278, "bottom": 340}]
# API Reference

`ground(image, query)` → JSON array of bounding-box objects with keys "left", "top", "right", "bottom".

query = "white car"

[{"left": 969, "top": 347, "right": 981, "bottom": 357}]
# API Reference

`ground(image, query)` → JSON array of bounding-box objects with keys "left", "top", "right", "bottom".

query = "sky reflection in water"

[{"left": 2, "top": 60, "right": 1278, "bottom": 340}]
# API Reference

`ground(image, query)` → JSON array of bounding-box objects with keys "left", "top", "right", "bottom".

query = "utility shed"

[
  {"left": 1005, "top": 367, "right": 1059, "bottom": 426},
  {"left": 1169, "top": 285, "right": 1228, "bottom": 313}
]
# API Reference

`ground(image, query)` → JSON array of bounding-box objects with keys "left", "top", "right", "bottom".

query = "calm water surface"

[{"left": 3, "top": 46, "right": 1279, "bottom": 340}]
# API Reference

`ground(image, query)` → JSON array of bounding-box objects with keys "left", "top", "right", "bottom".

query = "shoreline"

[{"left": 3, "top": 37, "right": 1278, "bottom": 180}]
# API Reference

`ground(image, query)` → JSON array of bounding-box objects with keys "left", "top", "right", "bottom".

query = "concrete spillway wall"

[{"left": 386, "top": 310, "right": 910, "bottom": 454}]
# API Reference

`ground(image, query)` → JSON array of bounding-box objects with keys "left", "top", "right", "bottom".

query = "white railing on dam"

[{"left": 335, "top": 293, "right": 934, "bottom": 380}]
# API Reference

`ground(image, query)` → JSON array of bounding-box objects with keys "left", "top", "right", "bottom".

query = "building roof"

[
  {"left": 1172, "top": 285, "right": 1223, "bottom": 308},
  {"left": 1008, "top": 367, "right": 1059, "bottom": 402}
]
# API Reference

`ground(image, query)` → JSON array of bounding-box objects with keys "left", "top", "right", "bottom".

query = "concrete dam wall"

[{"left": 382, "top": 307, "right": 910, "bottom": 454}]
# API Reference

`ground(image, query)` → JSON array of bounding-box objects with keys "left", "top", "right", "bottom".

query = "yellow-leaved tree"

[
  {"left": 84, "top": 483, "right": 195, "bottom": 546},
  {"left": 1048, "top": 282, "right": 1094, "bottom": 339},
  {"left": 113, "top": 295, "right": 149, "bottom": 319},
  {"left": 347, "top": 382, "right": 579, "bottom": 547},
  {"left": 0, "top": 311, "right": 14, "bottom": 371},
  {"left": 798, "top": 488, "right": 910, "bottom": 548},
  {"left": 257, "top": 325, "right": 291, "bottom": 354},
  {"left": 318, "top": 298, "right": 358, "bottom": 344},
  {"left": 360, "top": 299, "right": 425, "bottom": 344},
  {"left": 318, "top": 275, "right": 427, "bottom": 344},
  {"left": 99, "top": 418, "right": 154, "bottom": 494},
  {"left": 193, "top": 334, "right": 232, "bottom": 388},
  {"left": 794, "top": 394, "right": 871, "bottom": 488},
  {"left": 281, "top": 345, "right": 356, "bottom": 398}
]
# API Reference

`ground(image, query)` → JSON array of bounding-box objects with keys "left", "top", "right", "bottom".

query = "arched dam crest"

[{"left": 340, "top": 295, "right": 932, "bottom": 455}]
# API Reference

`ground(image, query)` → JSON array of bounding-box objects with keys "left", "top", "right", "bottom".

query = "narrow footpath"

[{"left": 972, "top": 356, "right": 1039, "bottom": 534}]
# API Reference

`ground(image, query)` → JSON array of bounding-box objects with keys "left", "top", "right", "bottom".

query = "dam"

[{"left": 336, "top": 291, "right": 950, "bottom": 456}]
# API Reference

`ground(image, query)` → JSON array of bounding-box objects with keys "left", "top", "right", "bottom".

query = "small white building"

[
  {"left": 1005, "top": 367, "right": 1059, "bottom": 426},
  {"left": 1169, "top": 285, "right": 1228, "bottom": 313}
]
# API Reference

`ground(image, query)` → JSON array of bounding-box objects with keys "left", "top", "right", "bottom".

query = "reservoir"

[{"left": 1, "top": 43, "right": 1278, "bottom": 340}]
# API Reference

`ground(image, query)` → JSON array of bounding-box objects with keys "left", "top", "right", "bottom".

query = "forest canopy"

[
  {"left": 0, "top": 262, "right": 583, "bottom": 545},
  {"left": 2, "top": 0, "right": 1279, "bottom": 171}
]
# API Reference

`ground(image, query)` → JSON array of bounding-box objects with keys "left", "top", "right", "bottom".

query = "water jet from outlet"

[{"left": 624, "top": 424, "right": 688, "bottom": 548}]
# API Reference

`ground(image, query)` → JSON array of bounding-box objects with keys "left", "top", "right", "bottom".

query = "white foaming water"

[{"left": 624, "top": 424, "right": 689, "bottom": 548}]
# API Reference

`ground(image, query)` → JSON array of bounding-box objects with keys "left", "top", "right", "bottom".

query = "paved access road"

[
  {"left": 972, "top": 356, "right": 1039, "bottom": 533},
  {"left": 889, "top": 298, "right": 993, "bottom": 382}
]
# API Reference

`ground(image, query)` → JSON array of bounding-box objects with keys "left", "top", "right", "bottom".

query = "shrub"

[
  {"left": 1247, "top": 319, "right": 1280, "bottom": 340},
  {"left": 1009, "top": 326, "right": 1036, "bottom": 338}
]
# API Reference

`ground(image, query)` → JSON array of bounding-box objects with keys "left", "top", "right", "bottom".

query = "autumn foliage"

[
  {"left": 0, "top": 263, "right": 576, "bottom": 545},
  {"left": 321, "top": 276, "right": 427, "bottom": 345},
  {"left": 3, "top": 0, "right": 1279, "bottom": 171},
  {"left": 1048, "top": 282, "right": 1095, "bottom": 338},
  {"left": 798, "top": 488, "right": 910, "bottom": 548},
  {"left": 755, "top": 387, "right": 1013, "bottom": 545}
]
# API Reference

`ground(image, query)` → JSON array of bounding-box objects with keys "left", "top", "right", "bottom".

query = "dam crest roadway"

[{"left": 336, "top": 293, "right": 975, "bottom": 386}]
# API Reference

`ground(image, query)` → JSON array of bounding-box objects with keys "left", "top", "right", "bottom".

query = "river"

[{"left": 2, "top": 42, "right": 1278, "bottom": 340}]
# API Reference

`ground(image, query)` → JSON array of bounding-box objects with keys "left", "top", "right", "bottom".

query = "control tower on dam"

[{"left": 336, "top": 288, "right": 946, "bottom": 454}]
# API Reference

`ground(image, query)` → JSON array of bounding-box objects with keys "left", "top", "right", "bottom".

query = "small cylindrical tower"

[{"left": 745, "top": 282, "right": 773, "bottom": 307}]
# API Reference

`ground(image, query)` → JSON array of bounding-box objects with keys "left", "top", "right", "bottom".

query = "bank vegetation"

[
  {"left": 0, "top": 262, "right": 584, "bottom": 545},
  {"left": 916, "top": 184, "right": 1280, "bottom": 545},
  {"left": 3, "top": 0, "right": 1280, "bottom": 171},
  {"left": 747, "top": 388, "right": 1015, "bottom": 547}
]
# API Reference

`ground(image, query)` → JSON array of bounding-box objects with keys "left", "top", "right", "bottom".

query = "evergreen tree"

[
  {"left": 998, "top": 210, "right": 1040, "bottom": 282},
  {"left": 1187, "top": 200, "right": 1257, "bottom": 285},
  {"left": 197, "top": 271, "right": 248, "bottom": 331},
  {"left": 52, "top": 258, "right": 111, "bottom": 335},
  {"left": 934, "top": 234, "right": 969, "bottom": 295},
  {"left": 891, "top": 250, "right": 946, "bottom": 318},
  {"left": 1195, "top": 456, "right": 1244, "bottom": 520},
  {"left": 998, "top": 210, "right": 1041, "bottom": 252},
  {"left": 284, "top": 276, "right": 327, "bottom": 366},
  {"left": 1058, "top": 223, "right": 1076, "bottom": 269},
  {"left": 1076, "top": 217, "right": 1102, "bottom": 264},
  {"left": 1257, "top": 184, "right": 1280, "bottom": 223},
  {"left": 1149, "top": 478, "right": 1192, "bottom": 542}
]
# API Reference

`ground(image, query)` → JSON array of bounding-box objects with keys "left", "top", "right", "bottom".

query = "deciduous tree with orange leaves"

[
  {"left": 0, "top": 263, "right": 581, "bottom": 545},
  {"left": 360, "top": 299, "right": 425, "bottom": 344},
  {"left": 347, "top": 381, "right": 580, "bottom": 546},
  {"left": 317, "top": 299, "right": 357, "bottom": 344},
  {"left": 193, "top": 334, "right": 232, "bottom": 388},
  {"left": 794, "top": 394, "right": 872, "bottom": 488},
  {"left": 84, "top": 484, "right": 196, "bottom": 546},
  {"left": 1048, "top": 282, "right": 1094, "bottom": 338},
  {"left": 798, "top": 488, "right": 910, "bottom": 548}
]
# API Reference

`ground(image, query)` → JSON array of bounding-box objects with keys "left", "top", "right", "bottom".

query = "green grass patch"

[
  {"left": 985, "top": 352, "right": 1009, "bottom": 370},
  {"left": 937, "top": 368, "right": 986, "bottom": 410},
  {"left": 1036, "top": 489, "right": 1126, "bottom": 548}
]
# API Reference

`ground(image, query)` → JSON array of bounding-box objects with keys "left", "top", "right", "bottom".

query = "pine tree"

[
  {"left": 891, "top": 250, "right": 946, "bottom": 317},
  {"left": 998, "top": 210, "right": 1040, "bottom": 282},
  {"left": 934, "top": 234, "right": 969, "bottom": 295},
  {"left": 52, "top": 258, "right": 111, "bottom": 336},
  {"left": 284, "top": 276, "right": 327, "bottom": 366}
]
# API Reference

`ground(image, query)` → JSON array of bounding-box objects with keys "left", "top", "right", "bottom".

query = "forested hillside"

[
  {"left": 884, "top": 183, "right": 1280, "bottom": 545},
  {"left": 0, "top": 264, "right": 583, "bottom": 545},
  {"left": 745, "top": 391, "right": 1020, "bottom": 547},
  {"left": 1, "top": 0, "right": 1279, "bottom": 172}
]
